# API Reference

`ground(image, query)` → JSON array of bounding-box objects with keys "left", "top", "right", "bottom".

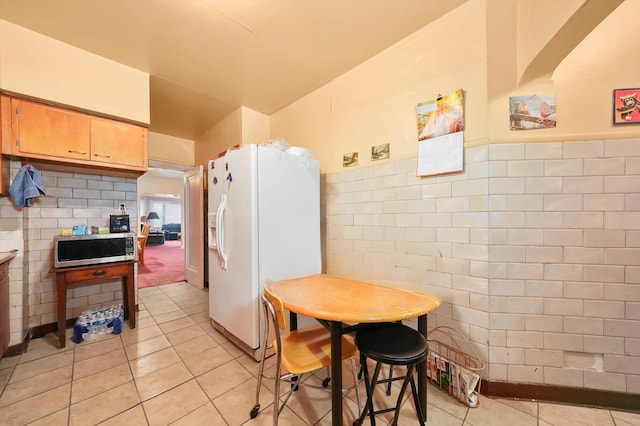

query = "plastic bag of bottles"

[{"left": 72, "top": 304, "right": 124, "bottom": 343}]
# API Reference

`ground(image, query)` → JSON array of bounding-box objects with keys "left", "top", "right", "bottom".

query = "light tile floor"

[{"left": 0, "top": 281, "right": 639, "bottom": 425}]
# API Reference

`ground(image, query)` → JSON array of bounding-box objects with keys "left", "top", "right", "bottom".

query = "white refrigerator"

[{"left": 207, "top": 144, "right": 321, "bottom": 360}]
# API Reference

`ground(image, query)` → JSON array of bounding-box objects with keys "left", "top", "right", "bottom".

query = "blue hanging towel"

[{"left": 9, "top": 164, "right": 46, "bottom": 208}]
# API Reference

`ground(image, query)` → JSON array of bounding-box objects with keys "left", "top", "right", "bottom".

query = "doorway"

[{"left": 137, "top": 168, "right": 185, "bottom": 288}]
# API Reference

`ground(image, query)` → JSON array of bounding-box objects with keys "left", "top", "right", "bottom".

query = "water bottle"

[
  {"left": 73, "top": 314, "right": 88, "bottom": 343},
  {"left": 88, "top": 314, "right": 98, "bottom": 338}
]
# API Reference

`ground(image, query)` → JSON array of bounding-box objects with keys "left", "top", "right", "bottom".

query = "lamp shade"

[{"left": 147, "top": 212, "right": 160, "bottom": 220}]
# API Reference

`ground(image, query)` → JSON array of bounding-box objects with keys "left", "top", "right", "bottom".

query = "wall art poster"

[
  {"left": 509, "top": 94, "right": 556, "bottom": 130},
  {"left": 343, "top": 152, "right": 358, "bottom": 167},
  {"left": 371, "top": 143, "right": 390, "bottom": 161},
  {"left": 613, "top": 88, "right": 640, "bottom": 124},
  {"left": 416, "top": 89, "right": 465, "bottom": 141}
]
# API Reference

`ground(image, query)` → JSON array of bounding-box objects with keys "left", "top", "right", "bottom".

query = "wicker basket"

[{"left": 427, "top": 326, "right": 485, "bottom": 407}]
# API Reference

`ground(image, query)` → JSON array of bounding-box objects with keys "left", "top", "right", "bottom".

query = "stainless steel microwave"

[{"left": 54, "top": 233, "right": 137, "bottom": 268}]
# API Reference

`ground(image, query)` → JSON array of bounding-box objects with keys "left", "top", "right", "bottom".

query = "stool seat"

[
  {"left": 356, "top": 323, "right": 428, "bottom": 365},
  {"left": 354, "top": 322, "right": 428, "bottom": 426}
]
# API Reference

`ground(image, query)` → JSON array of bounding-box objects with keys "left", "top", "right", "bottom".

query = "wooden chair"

[
  {"left": 137, "top": 223, "right": 151, "bottom": 264},
  {"left": 250, "top": 284, "right": 360, "bottom": 425}
]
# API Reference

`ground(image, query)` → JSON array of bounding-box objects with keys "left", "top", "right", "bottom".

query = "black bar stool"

[{"left": 354, "top": 322, "right": 428, "bottom": 426}]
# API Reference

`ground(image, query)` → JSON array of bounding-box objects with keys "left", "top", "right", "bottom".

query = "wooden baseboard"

[
  {"left": 2, "top": 329, "right": 31, "bottom": 358},
  {"left": 481, "top": 379, "right": 640, "bottom": 413}
]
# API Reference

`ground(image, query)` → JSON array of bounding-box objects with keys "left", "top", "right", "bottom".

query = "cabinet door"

[
  {"left": 12, "top": 99, "right": 91, "bottom": 160},
  {"left": 0, "top": 96, "right": 11, "bottom": 195},
  {"left": 90, "top": 118, "right": 147, "bottom": 169}
]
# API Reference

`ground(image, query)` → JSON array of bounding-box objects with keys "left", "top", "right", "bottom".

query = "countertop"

[{"left": 0, "top": 250, "right": 17, "bottom": 265}]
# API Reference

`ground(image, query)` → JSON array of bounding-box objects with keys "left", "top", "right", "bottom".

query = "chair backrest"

[
  {"left": 140, "top": 223, "right": 151, "bottom": 237},
  {"left": 263, "top": 285, "right": 287, "bottom": 331}
]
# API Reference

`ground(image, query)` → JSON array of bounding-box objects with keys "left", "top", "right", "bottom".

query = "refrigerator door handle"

[{"left": 216, "top": 194, "right": 228, "bottom": 270}]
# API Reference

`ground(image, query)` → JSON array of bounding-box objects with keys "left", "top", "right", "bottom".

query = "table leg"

[
  {"left": 418, "top": 314, "right": 428, "bottom": 420},
  {"left": 56, "top": 273, "right": 66, "bottom": 349},
  {"left": 330, "top": 320, "right": 343, "bottom": 426},
  {"left": 125, "top": 262, "right": 136, "bottom": 328},
  {"left": 289, "top": 311, "right": 298, "bottom": 331}
]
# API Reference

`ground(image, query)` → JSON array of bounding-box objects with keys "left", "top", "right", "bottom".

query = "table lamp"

[{"left": 146, "top": 211, "right": 159, "bottom": 227}]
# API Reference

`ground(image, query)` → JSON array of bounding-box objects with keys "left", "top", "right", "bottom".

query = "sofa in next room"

[{"left": 161, "top": 223, "right": 181, "bottom": 240}]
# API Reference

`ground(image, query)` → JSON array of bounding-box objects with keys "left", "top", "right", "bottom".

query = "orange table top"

[{"left": 267, "top": 274, "right": 441, "bottom": 323}]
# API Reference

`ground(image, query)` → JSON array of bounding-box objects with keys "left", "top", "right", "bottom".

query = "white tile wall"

[
  {"left": 0, "top": 160, "right": 138, "bottom": 347},
  {"left": 322, "top": 139, "right": 640, "bottom": 393}
]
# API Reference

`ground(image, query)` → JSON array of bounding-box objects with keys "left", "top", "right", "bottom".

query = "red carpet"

[{"left": 138, "top": 240, "right": 185, "bottom": 288}]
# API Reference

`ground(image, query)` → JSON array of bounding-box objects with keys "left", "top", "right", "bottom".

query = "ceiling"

[{"left": 0, "top": 0, "right": 466, "bottom": 141}]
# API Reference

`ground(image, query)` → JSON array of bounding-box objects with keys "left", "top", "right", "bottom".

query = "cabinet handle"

[
  {"left": 68, "top": 149, "right": 87, "bottom": 155},
  {"left": 93, "top": 270, "right": 107, "bottom": 276},
  {"left": 93, "top": 153, "right": 111, "bottom": 159}
]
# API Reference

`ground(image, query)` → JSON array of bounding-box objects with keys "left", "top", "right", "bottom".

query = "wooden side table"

[{"left": 53, "top": 261, "right": 135, "bottom": 348}]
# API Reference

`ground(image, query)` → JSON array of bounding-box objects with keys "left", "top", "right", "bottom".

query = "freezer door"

[{"left": 256, "top": 145, "right": 322, "bottom": 283}]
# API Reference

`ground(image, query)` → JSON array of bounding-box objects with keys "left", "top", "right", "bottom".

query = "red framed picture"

[{"left": 613, "top": 88, "right": 640, "bottom": 125}]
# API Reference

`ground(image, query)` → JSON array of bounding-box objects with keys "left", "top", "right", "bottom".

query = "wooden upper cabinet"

[
  {"left": 0, "top": 96, "right": 10, "bottom": 195},
  {"left": 0, "top": 95, "right": 147, "bottom": 172},
  {"left": 91, "top": 117, "right": 147, "bottom": 169},
  {"left": 0, "top": 96, "right": 11, "bottom": 151},
  {"left": 10, "top": 98, "right": 91, "bottom": 161}
]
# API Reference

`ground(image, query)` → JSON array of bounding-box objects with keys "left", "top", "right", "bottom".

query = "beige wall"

[
  {"left": 489, "top": 0, "right": 636, "bottom": 143},
  {"left": 0, "top": 19, "right": 150, "bottom": 348},
  {"left": 0, "top": 19, "right": 149, "bottom": 124},
  {"left": 267, "top": 0, "right": 640, "bottom": 396},
  {"left": 148, "top": 132, "right": 194, "bottom": 166},
  {"left": 241, "top": 106, "right": 270, "bottom": 146},
  {"left": 516, "top": 0, "right": 584, "bottom": 78},
  {"left": 138, "top": 173, "right": 183, "bottom": 199},
  {"left": 194, "top": 106, "right": 269, "bottom": 170},
  {"left": 272, "top": 0, "right": 640, "bottom": 171},
  {"left": 195, "top": 107, "right": 243, "bottom": 169},
  {"left": 2, "top": 0, "right": 640, "bottom": 398},
  {"left": 271, "top": 0, "right": 489, "bottom": 172}
]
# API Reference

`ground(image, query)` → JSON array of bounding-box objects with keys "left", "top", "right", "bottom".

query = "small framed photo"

[
  {"left": 371, "top": 143, "right": 390, "bottom": 161},
  {"left": 509, "top": 94, "right": 556, "bottom": 130},
  {"left": 613, "top": 88, "right": 640, "bottom": 125},
  {"left": 343, "top": 152, "right": 358, "bottom": 167}
]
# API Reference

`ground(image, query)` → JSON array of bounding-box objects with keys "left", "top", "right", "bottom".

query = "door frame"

[{"left": 184, "top": 166, "right": 204, "bottom": 289}]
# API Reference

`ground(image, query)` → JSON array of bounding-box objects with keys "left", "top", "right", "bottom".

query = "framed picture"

[
  {"left": 613, "top": 88, "right": 640, "bottom": 125},
  {"left": 343, "top": 152, "right": 358, "bottom": 167},
  {"left": 371, "top": 143, "right": 390, "bottom": 161},
  {"left": 509, "top": 94, "right": 556, "bottom": 130},
  {"left": 416, "top": 89, "right": 465, "bottom": 141}
]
